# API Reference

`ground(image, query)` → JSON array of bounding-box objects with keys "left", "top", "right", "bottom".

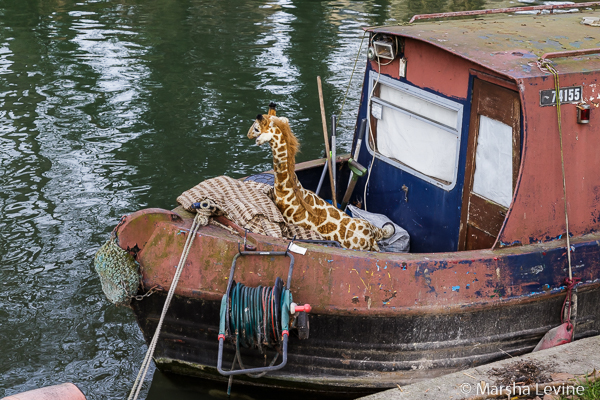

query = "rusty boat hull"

[{"left": 116, "top": 205, "right": 600, "bottom": 394}]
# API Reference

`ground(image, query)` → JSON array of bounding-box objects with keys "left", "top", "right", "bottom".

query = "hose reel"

[{"left": 216, "top": 248, "right": 311, "bottom": 378}]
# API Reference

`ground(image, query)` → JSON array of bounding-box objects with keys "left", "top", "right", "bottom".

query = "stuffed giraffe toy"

[{"left": 247, "top": 103, "right": 393, "bottom": 251}]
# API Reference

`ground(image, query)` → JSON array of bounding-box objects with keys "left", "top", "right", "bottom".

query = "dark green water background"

[{"left": 0, "top": 0, "right": 504, "bottom": 398}]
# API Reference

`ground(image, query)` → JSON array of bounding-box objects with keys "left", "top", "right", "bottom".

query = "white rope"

[
  {"left": 335, "top": 33, "right": 368, "bottom": 130},
  {"left": 127, "top": 211, "right": 207, "bottom": 400},
  {"left": 539, "top": 58, "right": 573, "bottom": 280},
  {"left": 363, "top": 53, "right": 382, "bottom": 212}
]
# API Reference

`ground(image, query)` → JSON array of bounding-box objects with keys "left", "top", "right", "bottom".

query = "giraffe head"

[
  {"left": 247, "top": 114, "right": 273, "bottom": 145},
  {"left": 247, "top": 104, "right": 291, "bottom": 147},
  {"left": 248, "top": 102, "right": 276, "bottom": 143}
]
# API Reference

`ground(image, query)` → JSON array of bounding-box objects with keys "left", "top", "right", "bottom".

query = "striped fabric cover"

[{"left": 177, "top": 176, "right": 323, "bottom": 240}]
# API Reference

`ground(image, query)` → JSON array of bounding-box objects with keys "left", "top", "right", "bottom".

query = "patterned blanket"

[{"left": 177, "top": 176, "right": 323, "bottom": 240}]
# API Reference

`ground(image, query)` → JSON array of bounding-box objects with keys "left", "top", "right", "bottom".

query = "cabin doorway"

[{"left": 458, "top": 78, "right": 521, "bottom": 251}]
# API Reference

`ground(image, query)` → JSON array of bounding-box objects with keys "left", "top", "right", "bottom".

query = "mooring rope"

[
  {"left": 538, "top": 58, "right": 573, "bottom": 280},
  {"left": 538, "top": 58, "right": 581, "bottom": 334},
  {"left": 127, "top": 211, "right": 208, "bottom": 400},
  {"left": 363, "top": 52, "right": 382, "bottom": 212},
  {"left": 335, "top": 33, "right": 368, "bottom": 130}
]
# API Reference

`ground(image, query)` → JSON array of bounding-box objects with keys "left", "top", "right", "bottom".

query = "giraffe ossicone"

[{"left": 247, "top": 103, "right": 393, "bottom": 251}]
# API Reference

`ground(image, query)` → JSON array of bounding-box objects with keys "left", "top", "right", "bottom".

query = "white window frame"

[{"left": 366, "top": 72, "right": 464, "bottom": 191}]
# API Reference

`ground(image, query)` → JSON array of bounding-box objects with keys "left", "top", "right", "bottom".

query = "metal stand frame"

[{"left": 216, "top": 244, "right": 295, "bottom": 376}]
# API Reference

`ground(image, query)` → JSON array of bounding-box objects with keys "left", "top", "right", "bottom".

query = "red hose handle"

[{"left": 294, "top": 304, "right": 311, "bottom": 313}]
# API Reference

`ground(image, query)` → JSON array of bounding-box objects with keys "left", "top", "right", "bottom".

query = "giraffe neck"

[
  {"left": 269, "top": 130, "right": 295, "bottom": 197},
  {"left": 267, "top": 128, "right": 318, "bottom": 217}
]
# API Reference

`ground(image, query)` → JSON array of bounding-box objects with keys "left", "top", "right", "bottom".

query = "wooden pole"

[{"left": 317, "top": 76, "right": 337, "bottom": 207}]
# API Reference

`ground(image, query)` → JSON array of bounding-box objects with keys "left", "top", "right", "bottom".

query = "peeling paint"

[{"left": 531, "top": 265, "right": 544, "bottom": 274}]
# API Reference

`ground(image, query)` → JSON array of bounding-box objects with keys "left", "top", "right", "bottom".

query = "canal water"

[{"left": 1, "top": 0, "right": 516, "bottom": 398}]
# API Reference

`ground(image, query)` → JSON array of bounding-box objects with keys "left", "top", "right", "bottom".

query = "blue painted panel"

[
  {"left": 408, "top": 238, "right": 600, "bottom": 299},
  {"left": 351, "top": 63, "right": 474, "bottom": 253}
]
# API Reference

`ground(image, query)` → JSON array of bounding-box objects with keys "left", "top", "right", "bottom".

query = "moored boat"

[{"left": 98, "top": 4, "right": 600, "bottom": 395}]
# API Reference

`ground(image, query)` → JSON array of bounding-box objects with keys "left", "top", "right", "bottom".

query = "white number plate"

[{"left": 540, "top": 86, "right": 582, "bottom": 106}]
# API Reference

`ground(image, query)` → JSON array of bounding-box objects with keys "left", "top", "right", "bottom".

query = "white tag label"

[
  {"left": 371, "top": 102, "right": 383, "bottom": 120},
  {"left": 288, "top": 243, "right": 307, "bottom": 255},
  {"left": 399, "top": 57, "right": 407, "bottom": 78}
]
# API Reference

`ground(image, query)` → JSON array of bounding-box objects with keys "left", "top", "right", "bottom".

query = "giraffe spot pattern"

[
  {"left": 328, "top": 207, "right": 340, "bottom": 219},
  {"left": 320, "top": 222, "right": 337, "bottom": 235}
]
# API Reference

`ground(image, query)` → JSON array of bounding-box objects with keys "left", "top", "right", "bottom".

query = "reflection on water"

[
  {"left": 145, "top": 370, "right": 358, "bottom": 400},
  {"left": 0, "top": 0, "right": 518, "bottom": 398},
  {"left": 146, "top": 370, "right": 329, "bottom": 400}
]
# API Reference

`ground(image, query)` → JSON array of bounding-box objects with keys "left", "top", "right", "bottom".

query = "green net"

[{"left": 94, "top": 237, "right": 140, "bottom": 306}]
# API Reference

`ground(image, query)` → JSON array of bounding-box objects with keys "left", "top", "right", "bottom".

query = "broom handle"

[
  {"left": 317, "top": 76, "right": 337, "bottom": 208},
  {"left": 331, "top": 114, "right": 337, "bottom": 201},
  {"left": 346, "top": 118, "right": 367, "bottom": 190},
  {"left": 315, "top": 159, "right": 328, "bottom": 196}
]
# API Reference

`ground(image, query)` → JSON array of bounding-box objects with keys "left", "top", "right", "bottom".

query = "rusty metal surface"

[
  {"left": 370, "top": 37, "right": 499, "bottom": 100},
  {"left": 368, "top": 10, "right": 600, "bottom": 79},
  {"left": 408, "top": 2, "right": 600, "bottom": 23},
  {"left": 116, "top": 208, "right": 600, "bottom": 314},
  {"left": 543, "top": 47, "right": 600, "bottom": 59},
  {"left": 131, "top": 271, "right": 600, "bottom": 392},
  {"left": 498, "top": 71, "right": 600, "bottom": 246}
]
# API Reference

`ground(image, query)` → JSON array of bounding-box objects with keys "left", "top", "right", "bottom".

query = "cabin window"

[
  {"left": 367, "top": 73, "right": 463, "bottom": 190},
  {"left": 471, "top": 115, "right": 513, "bottom": 207}
]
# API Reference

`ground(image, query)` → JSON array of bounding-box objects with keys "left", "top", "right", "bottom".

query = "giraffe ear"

[
  {"left": 256, "top": 114, "right": 269, "bottom": 127},
  {"left": 268, "top": 102, "right": 277, "bottom": 116}
]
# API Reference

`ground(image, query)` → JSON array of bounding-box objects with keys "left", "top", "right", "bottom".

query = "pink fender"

[
  {"left": 1, "top": 383, "right": 86, "bottom": 400},
  {"left": 532, "top": 323, "right": 573, "bottom": 352}
]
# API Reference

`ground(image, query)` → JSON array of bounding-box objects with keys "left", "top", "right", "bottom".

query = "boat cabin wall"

[
  {"left": 498, "top": 70, "right": 600, "bottom": 247},
  {"left": 352, "top": 37, "right": 518, "bottom": 253}
]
